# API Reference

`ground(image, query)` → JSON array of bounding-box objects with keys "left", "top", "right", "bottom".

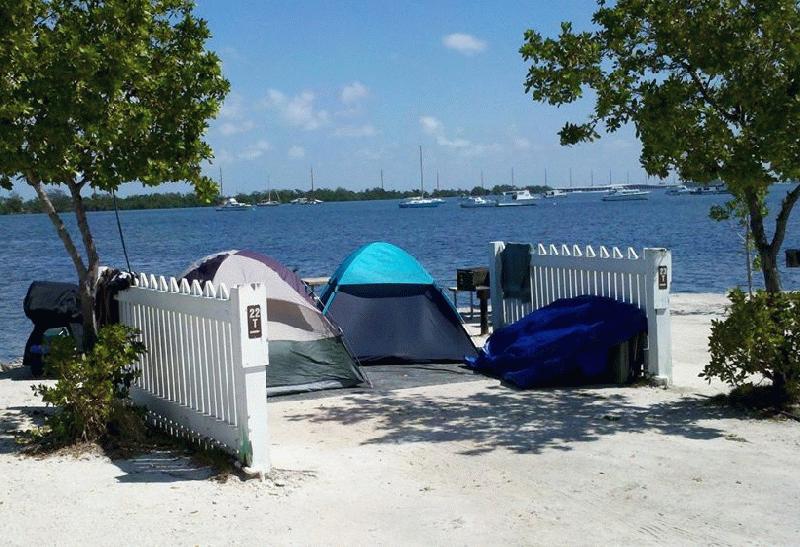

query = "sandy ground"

[{"left": 2, "top": 293, "right": 799, "bottom": 546}]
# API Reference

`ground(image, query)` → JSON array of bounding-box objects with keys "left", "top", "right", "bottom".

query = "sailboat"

[
  {"left": 399, "top": 146, "right": 442, "bottom": 208},
  {"left": 257, "top": 175, "right": 281, "bottom": 207},
  {"left": 461, "top": 170, "right": 497, "bottom": 208},
  {"left": 291, "top": 167, "right": 323, "bottom": 204},
  {"left": 215, "top": 167, "right": 253, "bottom": 211}
]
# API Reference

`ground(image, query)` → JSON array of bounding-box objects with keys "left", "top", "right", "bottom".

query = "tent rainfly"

[
  {"left": 319, "top": 242, "right": 477, "bottom": 364},
  {"left": 181, "top": 250, "right": 366, "bottom": 395}
]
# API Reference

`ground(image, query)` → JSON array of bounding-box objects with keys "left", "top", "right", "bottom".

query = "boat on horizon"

[
  {"left": 542, "top": 188, "right": 568, "bottom": 199},
  {"left": 666, "top": 184, "right": 692, "bottom": 195},
  {"left": 602, "top": 187, "right": 649, "bottom": 201},
  {"left": 461, "top": 170, "right": 497, "bottom": 208},
  {"left": 690, "top": 184, "right": 731, "bottom": 195},
  {"left": 216, "top": 197, "right": 254, "bottom": 211},
  {"left": 496, "top": 189, "right": 539, "bottom": 207},
  {"left": 257, "top": 175, "right": 281, "bottom": 206},
  {"left": 291, "top": 167, "right": 323, "bottom": 204},
  {"left": 400, "top": 146, "right": 442, "bottom": 209}
]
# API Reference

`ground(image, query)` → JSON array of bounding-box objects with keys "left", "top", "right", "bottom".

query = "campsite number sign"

[
  {"left": 658, "top": 265, "right": 668, "bottom": 290},
  {"left": 247, "top": 305, "right": 262, "bottom": 339}
]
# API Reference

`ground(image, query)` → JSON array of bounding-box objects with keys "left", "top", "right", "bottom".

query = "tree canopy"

[
  {"left": 521, "top": 0, "right": 800, "bottom": 290},
  {"left": 0, "top": 0, "right": 228, "bottom": 336}
]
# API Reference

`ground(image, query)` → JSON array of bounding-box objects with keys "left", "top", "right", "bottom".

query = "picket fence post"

[
  {"left": 644, "top": 248, "right": 672, "bottom": 384},
  {"left": 229, "top": 283, "right": 270, "bottom": 474}
]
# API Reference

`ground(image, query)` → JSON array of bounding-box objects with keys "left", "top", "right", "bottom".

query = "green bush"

[
  {"left": 702, "top": 289, "right": 800, "bottom": 406},
  {"left": 34, "top": 324, "right": 146, "bottom": 444}
]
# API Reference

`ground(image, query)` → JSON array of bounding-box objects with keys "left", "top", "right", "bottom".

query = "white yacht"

[
  {"left": 460, "top": 196, "right": 497, "bottom": 208},
  {"left": 666, "top": 184, "right": 692, "bottom": 195},
  {"left": 690, "top": 184, "right": 731, "bottom": 195},
  {"left": 215, "top": 197, "right": 253, "bottom": 211},
  {"left": 461, "top": 170, "right": 497, "bottom": 208},
  {"left": 400, "top": 146, "right": 442, "bottom": 209},
  {"left": 496, "top": 189, "right": 539, "bottom": 207},
  {"left": 542, "top": 189, "right": 568, "bottom": 199},
  {"left": 602, "top": 187, "right": 649, "bottom": 201}
]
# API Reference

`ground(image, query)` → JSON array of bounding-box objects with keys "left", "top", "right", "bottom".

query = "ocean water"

[{"left": 1, "top": 186, "right": 798, "bottom": 361}]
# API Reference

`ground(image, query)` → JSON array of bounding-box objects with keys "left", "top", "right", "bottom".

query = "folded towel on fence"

[{"left": 500, "top": 243, "right": 532, "bottom": 300}]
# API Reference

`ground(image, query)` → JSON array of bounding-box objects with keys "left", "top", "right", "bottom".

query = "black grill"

[{"left": 456, "top": 266, "right": 489, "bottom": 291}]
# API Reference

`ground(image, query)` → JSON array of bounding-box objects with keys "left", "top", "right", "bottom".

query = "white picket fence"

[
  {"left": 489, "top": 242, "right": 672, "bottom": 383},
  {"left": 116, "top": 273, "right": 269, "bottom": 474}
]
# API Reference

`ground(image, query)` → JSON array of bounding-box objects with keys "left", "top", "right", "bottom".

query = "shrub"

[
  {"left": 702, "top": 289, "right": 800, "bottom": 407},
  {"left": 33, "top": 324, "right": 146, "bottom": 444}
]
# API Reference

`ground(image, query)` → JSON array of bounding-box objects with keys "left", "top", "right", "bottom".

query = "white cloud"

[
  {"left": 514, "top": 137, "right": 531, "bottom": 150},
  {"left": 420, "top": 116, "right": 443, "bottom": 135},
  {"left": 334, "top": 124, "right": 377, "bottom": 138},
  {"left": 238, "top": 140, "right": 271, "bottom": 160},
  {"left": 442, "top": 33, "right": 487, "bottom": 55},
  {"left": 419, "top": 115, "right": 501, "bottom": 156},
  {"left": 263, "top": 89, "right": 330, "bottom": 130},
  {"left": 219, "top": 120, "right": 256, "bottom": 136},
  {"left": 288, "top": 145, "right": 306, "bottom": 159},
  {"left": 341, "top": 81, "right": 369, "bottom": 105}
]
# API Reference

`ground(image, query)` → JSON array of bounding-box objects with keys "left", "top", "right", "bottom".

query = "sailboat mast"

[
  {"left": 380, "top": 168, "right": 384, "bottom": 190},
  {"left": 310, "top": 166, "right": 315, "bottom": 201},
  {"left": 436, "top": 171, "right": 440, "bottom": 193},
  {"left": 418, "top": 145, "right": 424, "bottom": 198},
  {"left": 219, "top": 167, "right": 223, "bottom": 197},
  {"left": 511, "top": 167, "right": 515, "bottom": 186}
]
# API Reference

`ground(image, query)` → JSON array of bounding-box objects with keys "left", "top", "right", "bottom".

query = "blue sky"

[
  {"left": 9, "top": 1, "right": 658, "bottom": 199},
  {"left": 190, "top": 0, "right": 657, "bottom": 195}
]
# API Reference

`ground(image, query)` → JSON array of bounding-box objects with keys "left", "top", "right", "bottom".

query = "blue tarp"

[{"left": 466, "top": 295, "right": 647, "bottom": 388}]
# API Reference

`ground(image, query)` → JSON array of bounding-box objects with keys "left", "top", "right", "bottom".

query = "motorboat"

[
  {"left": 542, "top": 189, "right": 568, "bottom": 199},
  {"left": 690, "top": 184, "right": 731, "bottom": 195},
  {"left": 496, "top": 189, "right": 539, "bottom": 207},
  {"left": 666, "top": 184, "right": 692, "bottom": 195},
  {"left": 215, "top": 197, "right": 253, "bottom": 211},
  {"left": 602, "top": 188, "right": 649, "bottom": 201},
  {"left": 290, "top": 197, "right": 323, "bottom": 205},
  {"left": 460, "top": 196, "right": 497, "bottom": 208},
  {"left": 399, "top": 197, "right": 441, "bottom": 208}
]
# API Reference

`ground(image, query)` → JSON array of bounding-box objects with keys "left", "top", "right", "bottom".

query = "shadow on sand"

[
  {"left": 0, "top": 403, "right": 214, "bottom": 483},
  {"left": 284, "top": 384, "right": 739, "bottom": 455}
]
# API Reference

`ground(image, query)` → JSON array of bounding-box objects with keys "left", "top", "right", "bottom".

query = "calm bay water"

[{"left": 1, "top": 186, "right": 799, "bottom": 361}]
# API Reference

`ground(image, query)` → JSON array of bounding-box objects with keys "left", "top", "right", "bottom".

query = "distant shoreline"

[{"left": 0, "top": 185, "right": 551, "bottom": 215}]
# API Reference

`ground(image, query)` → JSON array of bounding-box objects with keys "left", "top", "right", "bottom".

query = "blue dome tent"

[{"left": 320, "top": 242, "right": 477, "bottom": 364}]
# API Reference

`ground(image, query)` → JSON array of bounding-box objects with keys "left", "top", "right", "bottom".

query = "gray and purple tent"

[{"left": 181, "top": 250, "right": 365, "bottom": 395}]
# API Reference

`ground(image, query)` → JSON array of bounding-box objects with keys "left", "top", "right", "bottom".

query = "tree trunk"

[
  {"left": 744, "top": 189, "right": 782, "bottom": 293},
  {"left": 28, "top": 175, "right": 99, "bottom": 350},
  {"left": 67, "top": 181, "right": 99, "bottom": 346}
]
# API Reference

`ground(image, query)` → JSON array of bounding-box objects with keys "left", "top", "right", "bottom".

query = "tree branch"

[
  {"left": 770, "top": 183, "right": 800, "bottom": 255},
  {"left": 679, "top": 62, "right": 740, "bottom": 125},
  {"left": 66, "top": 178, "right": 100, "bottom": 271},
  {"left": 27, "top": 175, "right": 87, "bottom": 279}
]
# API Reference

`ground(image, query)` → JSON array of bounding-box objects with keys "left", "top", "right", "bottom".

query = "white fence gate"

[
  {"left": 489, "top": 242, "right": 672, "bottom": 383},
  {"left": 116, "top": 274, "right": 270, "bottom": 474}
]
